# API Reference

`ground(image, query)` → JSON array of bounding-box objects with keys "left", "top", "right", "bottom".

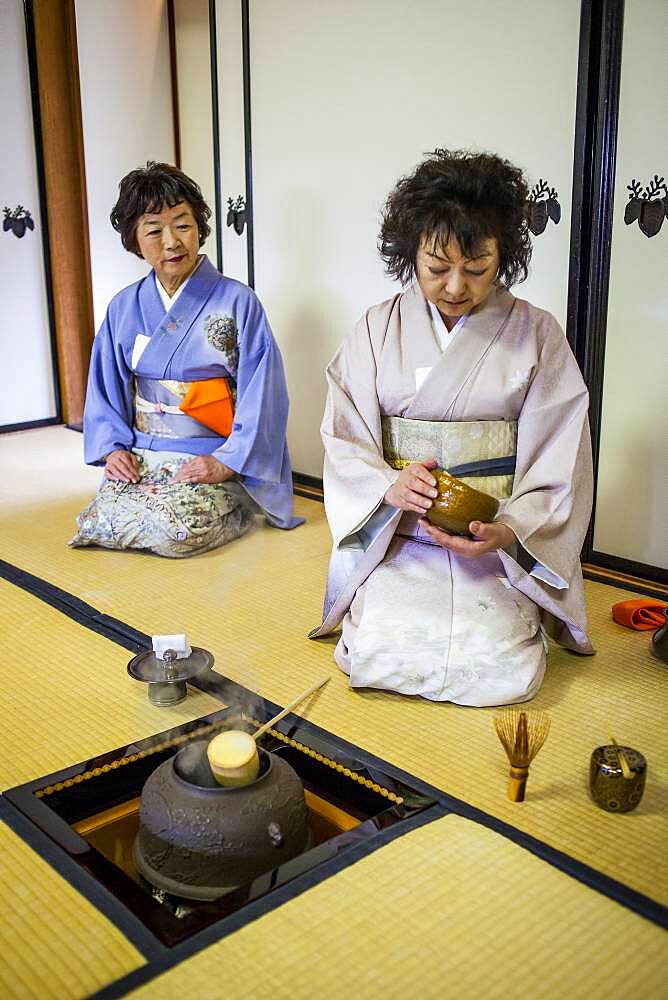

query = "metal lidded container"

[
  {"left": 127, "top": 646, "right": 214, "bottom": 706},
  {"left": 589, "top": 745, "right": 647, "bottom": 812}
]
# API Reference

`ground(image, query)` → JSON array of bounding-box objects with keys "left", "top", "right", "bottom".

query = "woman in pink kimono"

[{"left": 311, "top": 149, "right": 594, "bottom": 706}]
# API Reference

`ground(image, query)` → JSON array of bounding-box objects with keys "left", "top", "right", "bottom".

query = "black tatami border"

[
  {"left": 87, "top": 805, "right": 445, "bottom": 1000},
  {"left": 0, "top": 559, "right": 150, "bottom": 654},
  {"left": 1, "top": 557, "right": 665, "bottom": 998},
  {"left": 0, "top": 796, "right": 165, "bottom": 964},
  {"left": 1, "top": 777, "right": 445, "bottom": 999}
]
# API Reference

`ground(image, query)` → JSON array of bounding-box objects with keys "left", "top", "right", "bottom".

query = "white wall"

[
  {"left": 216, "top": 0, "right": 247, "bottom": 283},
  {"left": 0, "top": 0, "right": 57, "bottom": 426},
  {"left": 75, "top": 0, "right": 175, "bottom": 331},
  {"left": 242, "top": 0, "right": 580, "bottom": 476},
  {"left": 173, "top": 0, "right": 217, "bottom": 263},
  {"left": 593, "top": 0, "right": 668, "bottom": 569}
]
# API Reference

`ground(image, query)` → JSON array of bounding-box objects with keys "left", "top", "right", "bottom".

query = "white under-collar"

[
  {"left": 155, "top": 255, "right": 204, "bottom": 311},
  {"left": 428, "top": 301, "right": 467, "bottom": 352}
]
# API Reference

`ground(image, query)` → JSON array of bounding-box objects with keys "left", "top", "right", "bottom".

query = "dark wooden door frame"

[
  {"left": 566, "top": 0, "right": 625, "bottom": 557},
  {"left": 567, "top": 0, "right": 666, "bottom": 586},
  {"left": 25, "top": 0, "right": 95, "bottom": 428},
  {"left": 0, "top": 1, "right": 63, "bottom": 434}
]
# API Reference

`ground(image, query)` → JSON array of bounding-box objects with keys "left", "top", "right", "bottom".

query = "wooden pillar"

[{"left": 30, "top": 0, "right": 94, "bottom": 425}]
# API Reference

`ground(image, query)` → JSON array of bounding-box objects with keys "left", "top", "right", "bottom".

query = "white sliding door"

[
  {"left": 75, "top": 0, "right": 175, "bottom": 331},
  {"left": 173, "top": 0, "right": 218, "bottom": 264},
  {"left": 593, "top": 0, "right": 668, "bottom": 570},
  {"left": 0, "top": 0, "right": 57, "bottom": 428},
  {"left": 216, "top": 0, "right": 248, "bottom": 283},
  {"left": 225, "top": 0, "right": 581, "bottom": 477}
]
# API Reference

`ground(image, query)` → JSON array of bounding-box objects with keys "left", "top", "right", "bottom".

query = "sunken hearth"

[{"left": 5, "top": 692, "right": 436, "bottom": 947}]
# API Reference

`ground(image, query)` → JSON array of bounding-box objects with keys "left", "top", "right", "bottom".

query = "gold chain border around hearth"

[{"left": 34, "top": 719, "right": 404, "bottom": 806}]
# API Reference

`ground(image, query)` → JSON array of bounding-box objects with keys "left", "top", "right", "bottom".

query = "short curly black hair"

[
  {"left": 379, "top": 149, "right": 532, "bottom": 288},
  {"left": 110, "top": 161, "right": 211, "bottom": 256}
]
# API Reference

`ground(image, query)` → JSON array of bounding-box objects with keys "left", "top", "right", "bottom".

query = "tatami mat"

[
  {"left": 127, "top": 814, "right": 666, "bottom": 1000},
  {"left": 2, "top": 426, "right": 667, "bottom": 907},
  {"left": 0, "top": 820, "right": 144, "bottom": 999},
  {"left": 0, "top": 577, "right": 222, "bottom": 790}
]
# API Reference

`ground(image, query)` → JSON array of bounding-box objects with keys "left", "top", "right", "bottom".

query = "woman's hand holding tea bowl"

[
  {"left": 384, "top": 459, "right": 439, "bottom": 513},
  {"left": 419, "top": 517, "right": 517, "bottom": 557}
]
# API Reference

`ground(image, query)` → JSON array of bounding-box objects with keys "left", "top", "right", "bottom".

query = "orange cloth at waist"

[
  {"left": 612, "top": 598, "right": 668, "bottom": 631},
  {"left": 179, "top": 378, "right": 234, "bottom": 437}
]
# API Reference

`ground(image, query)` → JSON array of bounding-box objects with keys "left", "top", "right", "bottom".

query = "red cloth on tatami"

[{"left": 612, "top": 598, "right": 668, "bottom": 630}]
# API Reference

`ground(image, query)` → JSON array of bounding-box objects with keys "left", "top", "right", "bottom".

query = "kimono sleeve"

[
  {"left": 321, "top": 313, "right": 400, "bottom": 547},
  {"left": 213, "top": 293, "right": 289, "bottom": 483},
  {"left": 498, "top": 318, "right": 593, "bottom": 588},
  {"left": 83, "top": 309, "right": 135, "bottom": 466}
]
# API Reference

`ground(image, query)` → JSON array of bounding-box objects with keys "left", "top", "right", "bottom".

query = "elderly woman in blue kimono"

[{"left": 71, "top": 162, "right": 301, "bottom": 557}]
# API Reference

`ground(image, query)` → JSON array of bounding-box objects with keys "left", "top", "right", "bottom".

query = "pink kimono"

[{"left": 311, "top": 283, "right": 594, "bottom": 707}]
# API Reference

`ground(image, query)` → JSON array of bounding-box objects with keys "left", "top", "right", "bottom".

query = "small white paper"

[{"left": 152, "top": 633, "right": 192, "bottom": 660}]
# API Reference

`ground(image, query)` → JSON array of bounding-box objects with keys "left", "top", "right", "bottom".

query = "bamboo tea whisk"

[{"left": 494, "top": 708, "right": 551, "bottom": 802}]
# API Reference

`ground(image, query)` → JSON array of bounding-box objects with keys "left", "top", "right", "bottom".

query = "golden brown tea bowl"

[{"left": 426, "top": 469, "right": 500, "bottom": 537}]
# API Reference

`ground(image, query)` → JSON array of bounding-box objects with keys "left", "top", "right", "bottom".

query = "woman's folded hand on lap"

[
  {"left": 105, "top": 450, "right": 140, "bottom": 483},
  {"left": 173, "top": 456, "right": 234, "bottom": 485}
]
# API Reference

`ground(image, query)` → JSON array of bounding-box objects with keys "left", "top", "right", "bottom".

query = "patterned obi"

[
  {"left": 381, "top": 415, "right": 517, "bottom": 500},
  {"left": 134, "top": 376, "right": 232, "bottom": 440}
]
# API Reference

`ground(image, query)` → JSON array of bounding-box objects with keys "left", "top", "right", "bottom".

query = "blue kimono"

[{"left": 83, "top": 256, "right": 301, "bottom": 531}]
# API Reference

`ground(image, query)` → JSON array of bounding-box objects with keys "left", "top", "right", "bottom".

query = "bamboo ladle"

[
  {"left": 609, "top": 731, "right": 634, "bottom": 781},
  {"left": 207, "top": 677, "right": 330, "bottom": 786}
]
